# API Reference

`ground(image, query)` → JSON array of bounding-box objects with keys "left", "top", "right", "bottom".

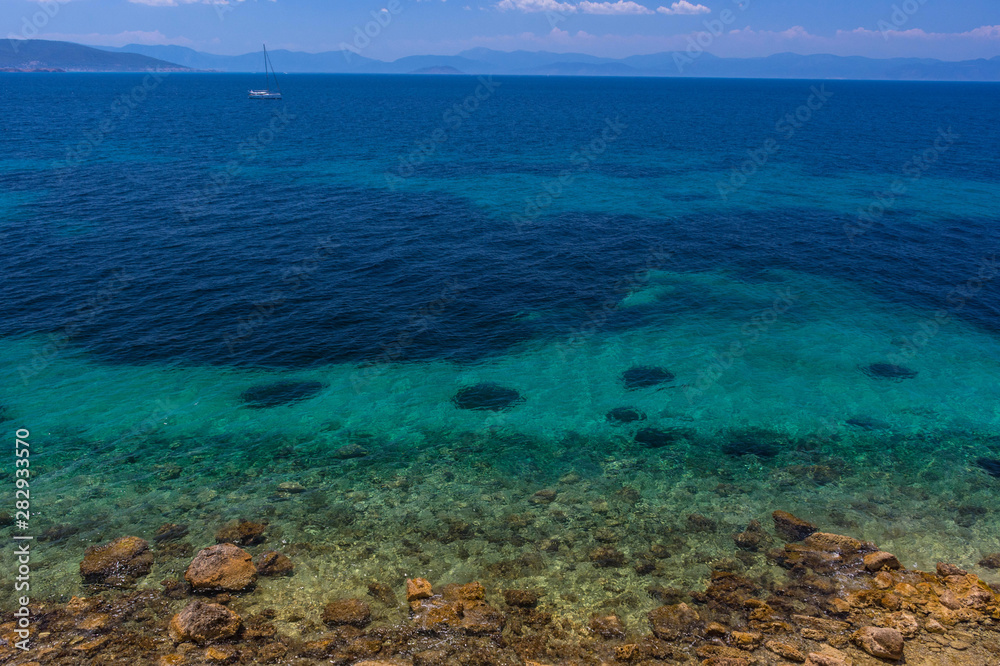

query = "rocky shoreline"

[{"left": 3, "top": 511, "right": 1000, "bottom": 665}]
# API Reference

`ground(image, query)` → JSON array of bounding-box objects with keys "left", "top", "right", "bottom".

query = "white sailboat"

[{"left": 248, "top": 44, "right": 282, "bottom": 99}]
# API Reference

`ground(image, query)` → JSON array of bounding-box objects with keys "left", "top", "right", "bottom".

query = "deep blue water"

[
  {"left": 4, "top": 72, "right": 1000, "bottom": 610},
  {"left": 2, "top": 74, "right": 998, "bottom": 368}
]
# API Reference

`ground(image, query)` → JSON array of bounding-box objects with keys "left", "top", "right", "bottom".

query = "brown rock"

[
  {"left": 733, "top": 520, "right": 769, "bottom": 551},
  {"left": 168, "top": 600, "right": 242, "bottom": 643},
  {"left": 648, "top": 603, "right": 700, "bottom": 640},
  {"left": 406, "top": 577, "right": 433, "bottom": 602},
  {"left": 977, "top": 552, "right": 1000, "bottom": 569},
  {"left": 214, "top": 519, "right": 266, "bottom": 546},
  {"left": 503, "top": 589, "right": 540, "bottom": 607},
  {"left": 79, "top": 536, "right": 154, "bottom": 588},
  {"left": 688, "top": 513, "right": 716, "bottom": 531},
  {"left": 791, "top": 614, "right": 850, "bottom": 634},
  {"left": 185, "top": 543, "right": 257, "bottom": 592},
  {"left": 803, "top": 532, "right": 869, "bottom": 554},
  {"left": 440, "top": 581, "right": 485, "bottom": 601},
  {"left": 530, "top": 488, "right": 557, "bottom": 504},
  {"left": 936, "top": 562, "right": 967, "bottom": 576},
  {"left": 322, "top": 598, "right": 371, "bottom": 627},
  {"left": 886, "top": 611, "right": 919, "bottom": 638},
  {"left": 589, "top": 546, "right": 626, "bottom": 568},
  {"left": 730, "top": 630, "right": 762, "bottom": 650},
  {"left": 204, "top": 646, "right": 238, "bottom": 663},
  {"left": 368, "top": 582, "right": 398, "bottom": 606},
  {"left": 589, "top": 614, "right": 626, "bottom": 639},
  {"left": 460, "top": 600, "right": 505, "bottom": 634},
  {"left": 805, "top": 652, "right": 848, "bottom": 666},
  {"left": 864, "top": 551, "right": 901, "bottom": 572},
  {"left": 254, "top": 551, "right": 293, "bottom": 576},
  {"left": 705, "top": 621, "right": 728, "bottom": 637},
  {"left": 413, "top": 650, "right": 449, "bottom": 666},
  {"left": 851, "top": 626, "right": 903, "bottom": 661},
  {"left": 765, "top": 640, "right": 806, "bottom": 662},
  {"left": 615, "top": 644, "right": 639, "bottom": 661},
  {"left": 772, "top": 510, "right": 818, "bottom": 542}
]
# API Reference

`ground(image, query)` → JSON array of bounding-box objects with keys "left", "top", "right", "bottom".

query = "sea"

[{"left": 1, "top": 73, "right": 999, "bottom": 631}]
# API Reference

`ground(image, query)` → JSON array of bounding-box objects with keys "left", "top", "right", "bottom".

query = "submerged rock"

[
  {"left": 153, "top": 523, "right": 189, "bottom": 543},
  {"left": 79, "top": 536, "right": 154, "bottom": 588},
  {"left": 846, "top": 415, "right": 891, "bottom": 430},
  {"left": 648, "top": 603, "right": 700, "bottom": 640},
  {"left": 622, "top": 366, "right": 675, "bottom": 389},
  {"left": 168, "top": 600, "right": 242, "bottom": 644},
  {"left": 185, "top": 543, "right": 257, "bottom": 591},
  {"left": 589, "top": 546, "right": 626, "bottom": 568},
  {"left": 722, "top": 428, "right": 782, "bottom": 458},
  {"left": 862, "top": 363, "right": 918, "bottom": 380},
  {"left": 452, "top": 383, "right": 524, "bottom": 411},
  {"left": 589, "top": 614, "right": 626, "bottom": 639},
  {"left": 975, "top": 457, "right": 1000, "bottom": 478},
  {"left": 322, "top": 598, "right": 371, "bottom": 627},
  {"left": 503, "top": 589, "right": 539, "bottom": 608},
  {"left": 240, "top": 380, "right": 324, "bottom": 408},
  {"left": 333, "top": 442, "right": 369, "bottom": 459},
  {"left": 978, "top": 553, "right": 1000, "bottom": 569},
  {"left": 733, "top": 520, "right": 770, "bottom": 552},
  {"left": 772, "top": 510, "right": 817, "bottom": 542},
  {"left": 606, "top": 407, "right": 647, "bottom": 424},
  {"left": 634, "top": 427, "right": 689, "bottom": 448},
  {"left": 215, "top": 519, "right": 267, "bottom": 546},
  {"left": 255, "top": 551, "right": 293, "bottom": 576}
]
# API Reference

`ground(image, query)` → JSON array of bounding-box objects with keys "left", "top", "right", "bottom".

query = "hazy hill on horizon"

[
  {"left": 98, "top": 43, "right": 1000, "bottom": 81},
  {"left": 4, "top": 40, "right": 999, "bottom": 80},
  {"left": 0, "top": 39, "right": 191, "bottom": 72}
]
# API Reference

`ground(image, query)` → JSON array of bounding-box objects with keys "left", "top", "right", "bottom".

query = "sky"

[{"left": 5, "top": 0, "right": 1000, "bottom": 61}]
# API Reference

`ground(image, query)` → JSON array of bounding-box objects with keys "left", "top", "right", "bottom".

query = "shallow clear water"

[{"left": 1, "top": 74, "right": 999, "bottom": 625}]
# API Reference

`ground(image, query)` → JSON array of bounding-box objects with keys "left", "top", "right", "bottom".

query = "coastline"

[{"left": 3, "top": 514, "right": 999, "bottom": 665}]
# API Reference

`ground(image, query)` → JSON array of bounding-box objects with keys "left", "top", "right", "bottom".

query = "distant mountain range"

[
  {"left": 0, "top": 39, "right": 190, "bottom": 72},
  {"left": 4, "top": 39, "right": 1000, "bottom": 81}
]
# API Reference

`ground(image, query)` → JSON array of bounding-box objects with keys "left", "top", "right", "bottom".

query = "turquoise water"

[{"left": 1, "top": 74, "right": 999, "bottom": 628}]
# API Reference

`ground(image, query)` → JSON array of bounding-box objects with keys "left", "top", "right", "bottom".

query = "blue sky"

[{"left": 6, "top": 0, "right": 1000, "bottom": 60}]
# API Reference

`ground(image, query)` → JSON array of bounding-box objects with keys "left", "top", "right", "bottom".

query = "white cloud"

[
  {"left": 579, "top": 1, "right": 654, "bottom": 15},
  {"left": 656, "top": 1, "right": 709, "bottom": 15},
  {"left": 496, "top": 0, "right": 576, "bottom": 12}
]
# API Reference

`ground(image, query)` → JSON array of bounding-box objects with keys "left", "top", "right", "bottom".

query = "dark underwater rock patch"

[
  {"left": 622, "top": 366, "right": 675, "bottom": 390},
  {"left": 722, "top": 428, "right": 783, "bottom": 459},
  {"left": 975, "top": 458, "right": 1000, "bottom": 478},
  {"left": 452, "top": 383, "right": 524, "bottom": 412},
  {"left": 240, "top": 380, "right": 324, "bottom": 408},
  {"left": 862, "top": 363, "right": 918, "bottom": 380},
  {"left": 634, "top": 427, "right": 690, "bottom": 448},
  {"left": 846, "top": 415, "right": 891, "bottom": 431},
  {"left": 606, "top": 407, "right": 647, "bottom": 424}
]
